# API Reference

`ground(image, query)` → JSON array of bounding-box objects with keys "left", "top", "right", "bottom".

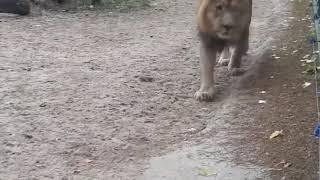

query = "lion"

[{"left": 194, "top": 0, "right": 252, "bottom": 101}]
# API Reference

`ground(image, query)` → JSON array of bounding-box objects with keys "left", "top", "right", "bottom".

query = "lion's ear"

[{"left": 197, "top": 0, "right": 211, "bottom": 32}]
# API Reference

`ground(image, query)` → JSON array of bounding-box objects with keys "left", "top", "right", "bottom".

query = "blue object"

[
  {"left": 309, "top": 36, "right": 317, "bottom": 44},
  {"left": 314, "top": 122, "right": 320, "bottom": 138}
]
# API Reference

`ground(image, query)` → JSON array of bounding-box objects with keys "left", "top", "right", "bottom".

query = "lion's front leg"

[
  {"left": 227, "top": 47, "right": 246, "bottom": 76},
  {"left": 194, "top": 42, "right": 216, "bottom": 101},
  {"left": 228, "top": 46, "right": 241, "bottom": 69},
  {"left": 217, "top": 46, "right": 231, "bottom": 66},
  {"left": 228, "top": 28, "right": 249, "bottom": 76}
]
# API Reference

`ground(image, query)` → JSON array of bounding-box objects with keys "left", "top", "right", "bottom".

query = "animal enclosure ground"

[{"left": 0, "top": 0, "right": 318, "bottom": 179}]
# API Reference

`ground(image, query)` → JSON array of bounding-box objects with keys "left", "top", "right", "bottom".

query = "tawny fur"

[
  {"left": 197, "top": 0, "right": 211, "bottom": 33},
  {"left": 194, "top": 0, "right": 252, "bottom": 101}
]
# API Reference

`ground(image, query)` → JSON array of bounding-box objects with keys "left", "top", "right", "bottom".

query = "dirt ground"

[{"left": 0, "top": 0, "right": 318, "bottom": 179}]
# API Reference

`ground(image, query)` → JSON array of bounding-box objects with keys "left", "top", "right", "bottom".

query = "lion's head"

[{"left": 197, "top": 0, "right": 252, "bottom": 41}]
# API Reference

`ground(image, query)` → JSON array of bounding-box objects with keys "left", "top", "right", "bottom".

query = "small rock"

[
  {"left": 144, "top": 120, "right": 153, "bottom": 123},
  {"left": 22, "top": 67, "right": 31, "bottom": 71},
  {"left": 140, "top": 137, "right": 150, "bottom": 142},
  {"left": 139, "top": 76, "right": 154, "bottom": 82},
  {"left": 23, "top": 134, "right": 33, "bottom": 139},
  {"left": 66, "top": 98, "right": 74, "bottom": 103},
  {"left": 39, "top": 103, "right": 47, "bottom": 107}
]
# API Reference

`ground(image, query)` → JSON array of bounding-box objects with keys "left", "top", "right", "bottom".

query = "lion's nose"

[{"left": 223, "top": 25, "right": 233, "bottom": 31}]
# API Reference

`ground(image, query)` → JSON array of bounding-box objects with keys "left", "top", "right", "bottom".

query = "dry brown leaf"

[{"left": 269, "top": 130, "right": 283, "bottom": 139}]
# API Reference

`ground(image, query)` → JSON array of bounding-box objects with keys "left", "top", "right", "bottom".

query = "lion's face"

[{"left": 198, "top": 0, "right": 252, "bottom": 41}]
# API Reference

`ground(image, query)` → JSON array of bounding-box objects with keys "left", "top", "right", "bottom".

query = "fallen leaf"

[
  {"left": 302, "top": 54, "right": 310, "bottom": 59},
  {"left": 305, "top": 59, "right": 315, "bottom": 63},
  {"left": 258, "top": 100, "right": 267, "bottom": 104},
  {"left": 85, "top": 159, "right": 93, "bottom": 163},
  {"left": 270, "top": 130, "right": 283, "bottom": 139},
  {"left": 302, "top": 82, "right": 311, "bottom": 88},
  {"left": 187, "top": 128, "right": 197, "bottom": 132},
  {"left": 274, "top": 160, "right": 286, "bottom": 167},
  {"left": 284, "top": 163, "right": 292, "bottom": 168},
  {"left": 270, "top": 168, "right": 283, "bottom": 171},
  {"left": 198, "top": 168, "right": 217, "bottom": 177},
  {"left": 304, "top": 65, "right": 315, "bottom": 74}
]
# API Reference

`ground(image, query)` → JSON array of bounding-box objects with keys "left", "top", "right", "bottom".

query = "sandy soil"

[{"left": 0, "top": 0, "right": 318, "bottom": 179}]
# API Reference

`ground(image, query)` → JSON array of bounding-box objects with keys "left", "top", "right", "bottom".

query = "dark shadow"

[
  {"left": 232, "top": 49, "right": 273, "bottom": 90},
  {"left": 0, "top": 0, "right": 30, "bottom": 15}
]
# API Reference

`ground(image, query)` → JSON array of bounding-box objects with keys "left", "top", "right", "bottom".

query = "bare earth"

[{"left": 0, "top": 0, "right": 318, "bottom": 179}]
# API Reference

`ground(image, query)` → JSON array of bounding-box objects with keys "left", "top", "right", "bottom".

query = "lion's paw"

[
  {"left": 194, "top": 87, "right": 215, "bottom": 101},
  {"left": 229, "top": 68, "right": 246, "bottom": 76}
]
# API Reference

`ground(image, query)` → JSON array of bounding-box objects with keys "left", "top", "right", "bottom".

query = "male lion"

[{"left": 194, "top": 0, "right": 252, "bottom": 101}]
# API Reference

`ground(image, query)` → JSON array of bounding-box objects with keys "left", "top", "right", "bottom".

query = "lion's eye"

[{"left": 216, "top": 5, "right": 223, "bottom": 10}]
